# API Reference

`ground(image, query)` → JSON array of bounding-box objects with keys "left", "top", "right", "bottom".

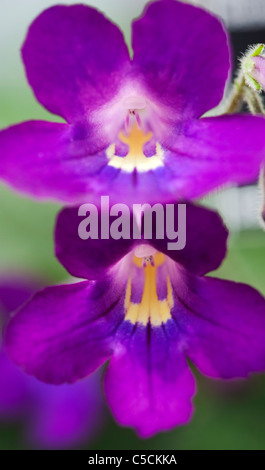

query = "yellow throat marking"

[
  {"left": 124, "top": 253, "right": 173, "bottom": 326},
  {"left": 106, "top": 125, "right": 164, "bottom": 173}
]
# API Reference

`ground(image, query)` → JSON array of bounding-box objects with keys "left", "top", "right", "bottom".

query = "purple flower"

[
  {"left": 0, "top": 276, "right": 104, "bottom": 449},
  {"left": 4, "top": 204, "right": 265, "bottom": 438},
  {"left": 0, "top": 1, "right": 265, "bottom": 205}
]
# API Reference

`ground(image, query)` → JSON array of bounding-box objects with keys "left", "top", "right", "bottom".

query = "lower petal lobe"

[
  {"left": 172, "top": 272, "right": 265, "bottom": 379},
  {"left": 104, "top": 321, "right": 195, "bottom": 438},
  {"left": 4, "top": 280, "right": 122, "bottom": 384}
]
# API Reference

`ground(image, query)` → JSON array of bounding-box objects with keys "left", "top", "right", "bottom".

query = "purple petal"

[
  {"left": 0, "top": 351, "right": 30, "bottom": 419},
  {"left": 0, "top": 278, "right": 105, "bottom": 447},
  {"left": 173, "top": 273, "right": 265, "bottom": 379},
  {"left": 22, "top": 4, "right": 130, "bottom": 122},
  {"left": 55, "top": 206, "right": 135, "bottom": 280},
  {"left": 0, "top": 278, "right": 36, "bottom": 418},
  {"left": 0, "top": 121, "right": 109, "bottom": 203},
  {"left": 1, "top": 114, "right": 263, "bottom": 205},
  {"left": 56, "top": 202, "right": 228, "bottom": 280},
  {"left": 165, "top": 115, "right": 265, "bottom": 200},
  {"left": 0, "top": 277, "right": 37, "bottom": 318},
  {"left": 0, "top": 119, "right": 185, "bottom": 205},
  {"left": 152, "top": 203, "right": 228, "bottom": 275},
  {"left": 4, "top": 281, "right": 122, "bottom": 384},
  {"left": 132, "top": 0, "right": 230, "bottom": 119},
  {"left": 104, "top": 323, "right": 195, "bottom": 438},
  {"left": 28, "top": 373, "right": 104, "bottom": 449}
]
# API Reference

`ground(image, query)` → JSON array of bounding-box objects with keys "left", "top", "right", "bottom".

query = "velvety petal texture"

[
  {"left": 22, "top": 4, "right": 131, "bottom": 122},
  {"left": 0, "top": 121, "right": 108, "bottom": 203},
  {"left": 1, "top": 114, "right": 264, "bottom": 204},
  {"left": 151, "top": 203, "right": 228, "bottom": 275},
  {"left": 4, "top": 281, "right": 122, "bottom": 384},
  {"left": 132, "top": 0, "right": 230, "bottom": 119},
  {"left": 173, "top": 274, "right": 265, "bottom": 379},
  {"left": 164, "top": 114, "right": 265, "bottom": 200},
  {"left": 104, "top": 323, "right": 195, "bottom": 438},
  {"left": 56, "top": 205, "right": 135, "bottom": 280}
]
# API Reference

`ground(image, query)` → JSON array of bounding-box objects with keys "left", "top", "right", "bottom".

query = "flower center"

[
  {"left": 124, "top": 252, "right": 173, "bottom": 326},
  {"left": 106, "top": 124, "right": 164, "bottom": 173},
  {"left": 123, "top": 95, "right": 147, "bottom": 111},
  {"left": 134, "top": 244, "right": 156, "bottom": 259}
]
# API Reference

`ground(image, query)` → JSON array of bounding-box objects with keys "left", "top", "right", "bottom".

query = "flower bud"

[{"left": 241, "top": 44, "right": 265, "bottom": 92}]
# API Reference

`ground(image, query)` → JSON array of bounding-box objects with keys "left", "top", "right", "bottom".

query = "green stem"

[
  {"left": 223, "top": 73, "right": 265, "bottom": 116},
  {"left": 243, "top": 86, "right": 265, "bottom": 115},
  {"left": 224, "top": 74, "right": 245, "bottom": 114}
]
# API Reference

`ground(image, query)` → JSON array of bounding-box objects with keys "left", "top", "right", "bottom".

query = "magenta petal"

[
  {"left": 0, "top": 121, "right": 108, "bottom": 203},
  {"left": 56, "top": 206, "right": 135, "bottom": 280},
  {"left": 4, "top": 282, "right": 120, "bottom": 384},
  {"left": 56, "top": 202, "right": 228, "bottom": 279},
  {"left": 132, "top": 0, "right": 230, "bottom": 119},
  {"left": 152, "top": 203, "right": 228, "bottom": 276},
  {"left": 0, "top": 278, "right": 36, "bottom": 318},
  {"left": 0, "top": 351, "right": 30, "bottom": 419},
  {"left": 0, "top": 277, "right": 105, "bottom": 448},
  {"left": 104, "top": 324, "right": 195, "bottom": 438},
  {"left": 22, "top": 4, "right": 130, "bottom": 122},
  {"left": 166, "top": 115, "right": 265, "bottom": 200},
  {"left": 176, "top": 275, "right": 265, "bottom": 379}
]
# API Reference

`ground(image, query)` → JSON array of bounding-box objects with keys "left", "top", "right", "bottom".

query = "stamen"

[
  {"left": 142, "top": 255, "right": 155, "bottom": 268},
  {"left": 135, "top": 111, "right": 142, "bottom": 129},
  {"left": 126, "top": 109, "right": 142, "bottom": 131},
  {"left": 123, "top": 96, "right": 146, "bottom": 131}
]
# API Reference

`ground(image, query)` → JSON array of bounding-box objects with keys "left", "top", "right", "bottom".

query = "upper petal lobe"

[
  {"left": 132, "top": 0, "right": 230, "bottom": 119},
  {"left": 22, "top": 4, "right": 131, "bottom": 122}
]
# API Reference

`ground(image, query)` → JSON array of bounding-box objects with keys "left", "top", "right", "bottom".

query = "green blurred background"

[{"left": 1, "top": 0, "right": 265, "bottom": 450}]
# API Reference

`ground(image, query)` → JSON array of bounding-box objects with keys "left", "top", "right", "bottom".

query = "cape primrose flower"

[
  {"left": 0, "top": 276, "right": 104, "bottom": 449},
  {"left": 4, "top": 204, "right": 265, "bottom": 438},
  {"left": 1, "top": 0, "right": 265, "bottom": 205}
]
